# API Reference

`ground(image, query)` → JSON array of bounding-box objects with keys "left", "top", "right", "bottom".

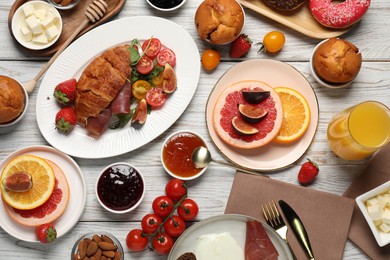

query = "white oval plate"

[
  {"left": 0, "top": 145, "right": 86, "bottom": 242},
  {"left": 168, "top": 214, "right": 293, "bottom": 259},
  {"left": 36, "top": 16, "right": 200, "bottom": 158},
  {"left": 206, "top": 59, "right": 319, "bottom": 171}
]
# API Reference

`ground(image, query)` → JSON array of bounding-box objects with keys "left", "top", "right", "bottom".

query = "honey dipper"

[{"left": 24, "top": 0, "right": 109, "bottom": 93}]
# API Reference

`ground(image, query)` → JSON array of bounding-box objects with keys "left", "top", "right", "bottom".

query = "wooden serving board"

[
  {"left": 8, "top": 0, "right": 126, "bottom": 56},
  {"left": 239, "top": 0, "right": 352, "bottom": 39}
]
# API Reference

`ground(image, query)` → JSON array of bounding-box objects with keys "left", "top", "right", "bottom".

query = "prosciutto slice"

[
  {"left": 245, "top": 220, "right": 279, "bottom": 260},
  {"left": 111, "top": 80, "right": 132, "bottom": 114},
  {"left": 86, "top": 109, "right": 112, "bottom": 137}
]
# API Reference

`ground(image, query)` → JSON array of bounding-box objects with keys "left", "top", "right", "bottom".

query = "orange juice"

[{"left": 327, "top": 101, "right": 390, "bottom": 160}]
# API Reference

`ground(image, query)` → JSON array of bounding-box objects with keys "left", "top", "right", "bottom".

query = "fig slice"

[
  {"left": 162, "top": 63, "right": 177, "bottom": 93},
  {"left": 238, "top": 104, "right": 268, "bottom": 123},
  {"left": 231, "top": 116, "right": 259, "bottom": 135},
  {"left": 242, "top": 90, "right": 270, "bottom": 104},
  {"left": 2, "top": 171, "right": 33, "bottom": 192},
  {"left": 131, "top": 98, "right": 148, "bottom": 125}
]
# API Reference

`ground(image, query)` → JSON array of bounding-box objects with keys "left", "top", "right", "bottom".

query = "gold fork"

[{"left": 261, "top": 200, "right": 296, "bottom": 260}]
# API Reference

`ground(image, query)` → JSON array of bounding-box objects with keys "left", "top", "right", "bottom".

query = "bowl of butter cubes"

[
  {"left": 11, "top": 1, "right": 62, "bottom": 50},
  {"left": 356, "top": 181, "right": 390, "bottom": 247}
]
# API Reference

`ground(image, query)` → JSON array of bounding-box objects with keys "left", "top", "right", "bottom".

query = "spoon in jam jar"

[{"left": 191, "top": 146, "right": 267, "bottom": 177}]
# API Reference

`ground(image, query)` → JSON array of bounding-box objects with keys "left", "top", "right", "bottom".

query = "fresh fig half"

[
  {"left": 231, "top": 116, "right": 259, "bottom": 135},
  {"left": 131, "top": 99, "right": 148, "bottom": 125},
  {"left": 238, "top": 104, "right": 268, "bottom": 123},
  {"left": 162, "top": 63, "right": 177, "bottom": 93},
  {"left": 2, "top": 171, "right": 33, "bottom": 192},
  {"left": 242, "top": 90, "right": 270, "bottom": 104}
]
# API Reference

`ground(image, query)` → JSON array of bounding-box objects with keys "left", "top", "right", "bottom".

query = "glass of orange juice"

[{"left": 327, "top": 101, "right": 390, "bottom": 160}]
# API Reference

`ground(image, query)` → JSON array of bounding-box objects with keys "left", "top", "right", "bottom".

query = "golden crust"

[
  {"left": 0, "top": 75, "right": 25, "bottom": 124},
  {"left": 75, "top": 45, "right": 131, "bottom": 125}
]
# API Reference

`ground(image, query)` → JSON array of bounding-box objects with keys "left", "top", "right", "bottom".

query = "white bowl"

[
  {"left": 161, "top": 130, "right": 208, "bottom": 181},
  {"left": 48, "top": 0, "right": 81, "bottom": 10},
  {"left": 146, "top": 0, "right": 187, "bottom": 11},
  {"left": 11, "top": 1, "right": 62, "bottom": 50},
  {"left": 96, "top": 162, "right": 146, "bottom": 214},
  {"left": 309, "top": 39, "right": 352, "bottom": 89},
  {"left": 355, "top": 181, "right": 390, "bottom": 247}
]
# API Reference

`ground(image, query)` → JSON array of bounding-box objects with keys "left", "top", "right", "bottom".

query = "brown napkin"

[
  {"left": 343, "top": 143, "right": 390, "bottom": 259},
  {"left": 225, "top": 172, "right": 355, "bottom": 260}
]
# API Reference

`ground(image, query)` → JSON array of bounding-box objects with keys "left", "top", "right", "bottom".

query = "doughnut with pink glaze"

[{"left": 309, "top": 0, "right": 371, "bottom": 28}]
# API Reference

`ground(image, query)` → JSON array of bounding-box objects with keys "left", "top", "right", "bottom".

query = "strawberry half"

[
  {"left": 230, "top": 34, "right": 252, "bottom": 58},
  {"left": 298, "top": 158, "right": 319, "bottom": 185},
  {"left": 55, "top": 106, "right": 77, "bottom": 133},
  {"left": 53, "top": 78, "right": 77, "bottom": 105}
]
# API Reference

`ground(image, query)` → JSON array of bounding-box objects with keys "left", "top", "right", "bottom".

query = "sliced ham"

[
  {"left": 245, "top": 220, "right": 279, "bottom": 260},
  {"left": 111, "top": 80, "right": 132, "bottom": 115},
  {"left": 86, "top": 109, "right": 112, "bottom": 137}
]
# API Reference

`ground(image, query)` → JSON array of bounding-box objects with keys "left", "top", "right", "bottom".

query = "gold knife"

[{"left": 278, "top": 200, "right": 315, "bottom": 260}]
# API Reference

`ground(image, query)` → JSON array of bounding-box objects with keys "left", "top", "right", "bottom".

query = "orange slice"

[
  {"left": 274, "top": 87, "right": 310, "bottom": 144},
  {"left": 1, "top": 155, "right": 55, "bottom": 210}
]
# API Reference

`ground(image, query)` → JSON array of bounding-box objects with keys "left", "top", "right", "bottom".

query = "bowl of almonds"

[
  {"left": 49, "top": 0, "right": 81, "bottom": 10},
  {"left": 71, "top": 232, "right": 124, "bottom": 260}
]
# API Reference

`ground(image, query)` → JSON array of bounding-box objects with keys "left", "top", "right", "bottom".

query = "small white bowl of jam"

[
  {"left": 161, "top": 130, "right": 208, "bottom": 181},
  {"left": 96, "top": 162, "right": 145, "bottom": 214},
  {"left": 146, "top": 0, "right": 187, "bottom": 11}
]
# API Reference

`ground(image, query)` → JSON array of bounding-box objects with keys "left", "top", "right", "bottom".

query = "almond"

[
  {"left": 98, "top": 242, "right": 117, "bottom": 251},
  {"left": 100, "top": 256, "right": 107, "bottom": 260},
  {"left": 92, "top": 248, "right": 102, "bottom": 259},
  {"left": 92, "top": 235, "right": 102, "bottom": 243},
  {"left": 86, "top": 241, "right": 98, "bottom": 257},
  {"left": 102, "top": 250, "right": 115, "bottom": 258},
  {"left": 101, "top": 235, "right": 114, "bottom": 244},
  {"left": 78, "top": 240, "right": 87, "bottom": 259},
  {"left": 113, "top": 251, "right": 121, "bottom": 260}
]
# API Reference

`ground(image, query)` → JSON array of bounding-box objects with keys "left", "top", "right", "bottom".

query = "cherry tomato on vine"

[
  {"left": 258, "top": 31, "right": 285, "bottom": 53},
  {"left": 146, "top": 87, "right": 167, "bottom": 108},
  {"left": 132, "top": 80, "right": 152, "bottom": 100},
  {"left": 152, "top": 196, "right": 174, "bottom": 218},
  {"left": 152, "top": 233, "right": 174, "bottom": 255},
  {"left": 126, "top": 229, "right": 148, "bottom": 252},
  {"left": 177, "top": 198, "right": 199, "bottom": 221},
  {"left": 141, "top": 213, "right": 162, "bottom": 234},
  {"left": 165, "top": 179, "right": 187, "bottom": 201},
  {"left": 136, "top": 55, "right": 154, "bottom": 74},
  {"left": 201, "top": 49, "right": 220, "bottom": 71},
  {"left": 157, "top": 48, "right": 176, "bottom": 67},
  {"left": 142, "top": 38, "right": 161, "bottom": 59},
  {"left": 163, "top": 215, "right": 186, "bottom": 237}
]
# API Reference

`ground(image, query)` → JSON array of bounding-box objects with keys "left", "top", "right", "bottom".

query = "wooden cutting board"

[{"left": 8, "top": 0, "right": 126, "bottom": 56}]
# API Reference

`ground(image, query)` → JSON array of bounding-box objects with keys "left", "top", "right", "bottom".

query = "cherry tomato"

[
  {"left": 152, "top": 233, "right": 174, "bottom": 255},
  {"left": 136, "top": 55, "right": 154, "bottom": 75},
  {"left": 132, "top": 80, "right": 152, "bottom": 100},
  {"left": 157, "top": 48, "right": 176, "bottom": 67},
  {"left": 201, "top": 49, "right": 220, "bottom": 71},
  {"left": 152, "top": 196, "right": 174, "bottom": 218},
  {"left": 141, "top": 213, "right": 162, "bottom": 234},
  {"left": 126, "top": 229, "right": 148, "bottom": 252},
  {"left": 262, "top": 31, "right": 285, "bottom": 53},
  {"left": 177, "top": 198, "right": 199, "bottom": 221},
  {"left": 165, "top": 179, "right": 187, "bottom": 201},
  {"left": 163, "top": 215, "right": 186, "bottom": 237},
  {"left": 142, "top": 38, "right": 161, "bottom": 59},
  {"left": 146, "top": 88, "right": 167, "bottom": 108}
]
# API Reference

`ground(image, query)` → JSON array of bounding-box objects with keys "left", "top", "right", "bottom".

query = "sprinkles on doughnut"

[{"left": 309, "top": 0, "right": 371, "bottom": 28}]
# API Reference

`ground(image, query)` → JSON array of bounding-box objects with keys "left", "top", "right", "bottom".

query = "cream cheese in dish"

[{"left": 195, "top": 232, "right": 244, "bottom": 260}]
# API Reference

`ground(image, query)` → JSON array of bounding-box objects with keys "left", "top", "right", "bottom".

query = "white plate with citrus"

[
  {"left": 206, "top": 59, "right": 319, "bottom": 171},
  {"left": 0, "top": 145, "right": 86, "bottom": 242}
]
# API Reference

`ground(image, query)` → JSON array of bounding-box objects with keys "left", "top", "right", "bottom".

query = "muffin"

[
  {"left": 195, "top": 0, "right": 244, "bottom": 45},
  {"left": 0, "top": 75, "right": 26, "bottom": 124},
  {"left": 312, "top": 38, "right": 362, "bottom": 83}
]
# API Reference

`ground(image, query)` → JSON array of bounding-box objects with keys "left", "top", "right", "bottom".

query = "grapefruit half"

[
  {"left": 3, "top": 160, "right": 70, "bottom": 227},
  {"left": 213, "top": 80, "right": 283, "bottom": 149}
]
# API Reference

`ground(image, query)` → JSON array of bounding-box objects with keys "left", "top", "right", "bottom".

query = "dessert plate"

[
  {"left": 168, "top": 214, "right": 293, "bottom": 259},
  {"left": 36, "top": 16, "right": 200, "bottom": 159},
  {"left": 0, "top": 145, "right": 86, "bottom": 242},
  {"left": 206, "top": 59, "right": 319, "bottom": 171}
]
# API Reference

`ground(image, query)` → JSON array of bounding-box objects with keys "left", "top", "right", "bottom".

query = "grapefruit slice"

[
  {"left": 3, "top": 160, "right": 70, "bottom": 227},
  {"left": 213, "top": 80, "right": 283, "bottom": 149}
]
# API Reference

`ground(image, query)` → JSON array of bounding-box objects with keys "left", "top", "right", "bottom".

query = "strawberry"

[
  {"left": 230, "top": 34, "right": 252, "bottom": 58},
  {"left": 35, "top": 223, "right": 57, "bottom": 243},
  {"left": 53, "top": 78, "right": 77, "bottom": 105},
  {"left": 298, "top": 158, "right": 319, "bottom": 185},
  {"left": 55, "top": 106, "right": 77, "bottom": 133}
]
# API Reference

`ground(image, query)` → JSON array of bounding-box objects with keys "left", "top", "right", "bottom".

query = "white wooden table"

[{"left": 0, "top": 0, "right": 388, "bottom": 259}]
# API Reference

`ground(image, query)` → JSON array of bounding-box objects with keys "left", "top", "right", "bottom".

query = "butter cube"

[
  {"left": 379, "top": 222, "right": 390, "bottom": 233},
  {"left": 367, "top": 197, "right": 379, "bottom": 207},
  {"left": 25, "top": 15, "right": 43, "bottom": 35},
  {"left": 35, "top": 9, "right": 47, "bottom": 21},
  {"left": 19, "top": 25, "right": 32, "bottom": 42},
  {"left": 382, "top": 209, "right": 390, "bottom": 224},
  {"left": 368, "top": 204, "right": 382, "bottom": 221},
  {"left": 41, "top": 13, "right": 55, "bottom": 29},
  {"left": 32, "top": 33, "right": 48, "bottom": 44},
  {"left": 22, "top": 4, "right": 35, "bottom": 18},
  {"left": 45, "top": 25, "right": 58, "bottom": 41}
]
